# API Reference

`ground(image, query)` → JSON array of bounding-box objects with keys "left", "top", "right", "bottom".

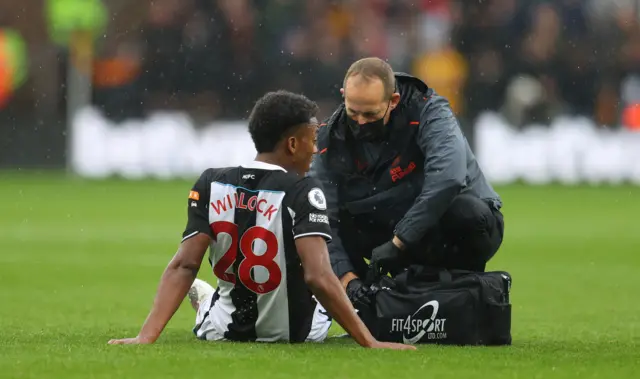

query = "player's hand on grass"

[
  {"left": 107, "top": 335, "right": 156, "bottom": 345},
  {"left": 369, "top": 341, "right": 417, "bottom": 350}
]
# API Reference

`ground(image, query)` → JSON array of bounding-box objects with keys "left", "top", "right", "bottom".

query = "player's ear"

[
  {"left": 286, "top": 136, "right": 297, "bottom": 155},
  {"left": 390, "top": 92, "right": 401, "bottom": 110}
]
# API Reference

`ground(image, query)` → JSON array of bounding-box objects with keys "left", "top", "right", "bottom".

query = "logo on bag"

[{"left": 391, "top": 300, "right": 447, "bottom": 344}]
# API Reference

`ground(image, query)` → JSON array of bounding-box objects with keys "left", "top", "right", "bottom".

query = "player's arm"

[
  {"left": 289, "top": 178, "right": 415, "bottom": 350},
  {"left": 109, "top": 171, "right": 213, "bottom": 345},
  {"left": 108, "top": 234, "right": 210, "bottom": 345},
  {"left": 295, "top": 236, "right": 374, "bottom": 347}
]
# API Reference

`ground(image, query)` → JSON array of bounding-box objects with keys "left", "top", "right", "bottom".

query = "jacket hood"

[{"left": 394, "top": 72, "right": 431, "bottom": 103}]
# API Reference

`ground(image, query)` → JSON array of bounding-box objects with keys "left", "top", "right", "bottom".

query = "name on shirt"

[{"left": 211, "top": 193, "right": 278, "bottom": 220}]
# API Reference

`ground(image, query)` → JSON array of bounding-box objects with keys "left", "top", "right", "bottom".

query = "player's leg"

[
  {"left": 189, "top": 280, "right": 234, "bottom": 341},
  {"left": 188, "top": 278, "right": 215, "bottom": 311},
  {"left": 305, "top": 300, "right": 333, "bottom": 343}
]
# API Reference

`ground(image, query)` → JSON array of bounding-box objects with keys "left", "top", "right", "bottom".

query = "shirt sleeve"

[
  {"left": 307, "top": 150, "right": 355, "bottom": 278},
  {"left": 286, "top": 176, "right": 333, "bottom": 241},
  {"left": 182, "top": 169, "right": 214, "bottom": 241}
]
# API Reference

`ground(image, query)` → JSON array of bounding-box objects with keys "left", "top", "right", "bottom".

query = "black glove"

[
  {"left": 370, "top": 240, "right": 403, "bottom": 278},
  {"left": 346, "top": 278, "right": 377, "bottom": 332},
  {"left": 345, "top": 278, "right": 373, "bottom": 307}
]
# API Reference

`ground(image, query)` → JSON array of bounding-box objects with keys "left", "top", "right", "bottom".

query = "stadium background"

[{"left": 1, "top": 1, "right": 638, "bottom": 378}]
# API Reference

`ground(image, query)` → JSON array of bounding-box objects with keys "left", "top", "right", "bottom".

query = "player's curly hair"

[{"left": 248, "top": 90, "right": 319, "bottom": 153}]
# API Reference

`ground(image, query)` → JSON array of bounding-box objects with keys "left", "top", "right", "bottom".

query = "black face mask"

[{"left": 346, "top": 102, "right": 391, "bottom": 142}]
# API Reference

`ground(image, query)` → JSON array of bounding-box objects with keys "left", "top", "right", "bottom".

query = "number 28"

[{"left": 210, "top": 221, "right": 282, "bottom": 294}]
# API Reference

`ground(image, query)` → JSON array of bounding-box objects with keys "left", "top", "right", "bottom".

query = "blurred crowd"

[{"left": 3, "top": 0, "right": 640, "bottom": 129}]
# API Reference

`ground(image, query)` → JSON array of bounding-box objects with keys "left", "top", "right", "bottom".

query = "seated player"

[{"left": 107, "top": 90, "right": 415, "bottom": 349}]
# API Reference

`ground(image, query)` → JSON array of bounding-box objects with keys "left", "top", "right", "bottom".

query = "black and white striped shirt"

[{"left": 182, "top": 161, "right": 332, "bottom": 342}]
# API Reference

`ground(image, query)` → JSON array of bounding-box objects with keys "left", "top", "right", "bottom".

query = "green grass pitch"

[{"left": 0, "top": 172, "right": 638, "bottom": 378}]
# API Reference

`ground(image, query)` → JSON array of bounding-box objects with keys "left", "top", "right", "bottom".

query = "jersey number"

[{"left": 211, "top": 221, "right": 282, "bottom": 294}]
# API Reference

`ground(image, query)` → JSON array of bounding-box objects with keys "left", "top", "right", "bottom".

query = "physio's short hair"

[
  {"left": 248, "top": 90, "right": 319, "bottom": 153},
  {"left": 343, "top": 57, "right": 396, "bottom": 100}
]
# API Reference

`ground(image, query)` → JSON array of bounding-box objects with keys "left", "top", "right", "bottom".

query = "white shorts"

[{"left": 193, "top": 290, "right": 332, "bottom": 343}]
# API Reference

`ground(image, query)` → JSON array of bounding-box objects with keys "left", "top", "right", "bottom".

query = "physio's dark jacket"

[{"left": 308, "top": 73, "right": 502, "bottom": 278}]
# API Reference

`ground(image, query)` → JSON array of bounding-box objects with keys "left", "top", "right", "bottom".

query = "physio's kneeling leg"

[{"left": 439, "top": 194, "right": 503, "bottom": 270}]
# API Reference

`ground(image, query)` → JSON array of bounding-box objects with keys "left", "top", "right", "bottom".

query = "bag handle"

[
  {"left": 438, "top": 269, "right": 477, "bottom": 283},
  {"left": 438, "top": 270, "right": 453, "bottom": 282}
]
